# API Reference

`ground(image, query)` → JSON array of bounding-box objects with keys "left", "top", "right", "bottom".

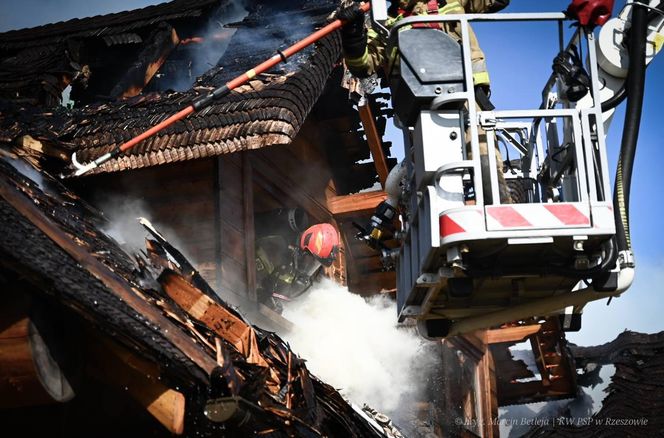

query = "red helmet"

[
  {"left": 566, "top": 0, "right": 615, "bottom": 27},
  {"left": 299, "top": 223, "right": 339, "bottom": 266}
]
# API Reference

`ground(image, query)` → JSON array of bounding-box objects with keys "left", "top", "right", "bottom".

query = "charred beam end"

[{"left": 110, "top": 24, "right": 180, "bottom": 100}]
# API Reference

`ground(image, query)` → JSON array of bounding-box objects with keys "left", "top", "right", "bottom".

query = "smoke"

[
  {"left": 99, "top": 196, "right": 195, "bottom": 262},
  {"left": 157, "top": 1, "right": 250, "bottom": 91},
  {"left": 3, "top": 156, "right": 44, "bottom": 188},
  {"left": 279, "top": 279, "right": 435, "bottom": 422},
  {"left": 100, "top": 197, "right": 150, "bottom": 253}
]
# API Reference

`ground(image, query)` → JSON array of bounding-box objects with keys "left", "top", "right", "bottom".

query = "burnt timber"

[
  {"left": 0, "top": 0, "right": 396, "bottom": 293},
  {"left": 0, "top": 0, "right": 642, "bottom": 436},
  {"left": 521, "top": 331, "right": 664, "bottom": 438},
  {"left": 0, "top": 156, "right": 385, "bottom": 437}
]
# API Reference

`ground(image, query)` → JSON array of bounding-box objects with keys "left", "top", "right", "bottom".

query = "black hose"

[
  {"left": 601, "top": 0, "right": 663, "bottom": 112},
  {"left": 614, "top": 0, "right": 648, "bottom": 252},
  {"left": 601, "top": 84, "right": 627, "bottom": 111}
]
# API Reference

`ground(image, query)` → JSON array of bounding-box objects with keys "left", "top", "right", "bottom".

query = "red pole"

[{"left": 72, "top": 2, "right": 371, "bottom": 176}]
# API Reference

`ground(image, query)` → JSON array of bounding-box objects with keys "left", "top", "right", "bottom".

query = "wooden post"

[
  {"left": 358, "top": 102, "right": 390, "bottom": 187},
  {"left": 242, "top": 151, "right": 257, "bottom": 302},
  {"left": 214, "top": 156, "right": 224, "bottom": 293}
]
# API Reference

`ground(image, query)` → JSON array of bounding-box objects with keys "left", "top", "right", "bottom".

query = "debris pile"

[{"left": 0, "top": 155, "right": 388, "bottom": 436}]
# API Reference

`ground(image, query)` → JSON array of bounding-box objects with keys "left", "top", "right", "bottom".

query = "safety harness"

[{"left": 398, "top": 0, "right": 443, "bottom": 29}]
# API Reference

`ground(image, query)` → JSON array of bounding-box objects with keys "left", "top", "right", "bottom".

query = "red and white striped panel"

[
  {"left": 439, "top": 207, "right": 485, "bottom": 238},
  {"left": 485, "top": 203, "right": 591, "bottom": 231},
  {"left": 590, "top": 203, "right": 615, "bottom": 231}
]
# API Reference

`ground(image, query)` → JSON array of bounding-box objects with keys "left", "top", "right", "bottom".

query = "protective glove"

[
  {"left": 335, "top": 3, "right": 367, "bottom": 59},
  {"left": 475, "top": 85, "right": 495, "bottom": 111},
  {"left": 486, "top": 0, "right": 510, "bottom": 13}
]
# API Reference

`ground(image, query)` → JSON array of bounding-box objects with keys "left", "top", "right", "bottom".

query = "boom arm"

[{"left": 580, "top": 0, "right": 664, "bottom": 135}]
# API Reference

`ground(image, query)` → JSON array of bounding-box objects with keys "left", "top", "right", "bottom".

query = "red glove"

[{"left": 566, "top": 0, "right": 615, "bottom": 27}]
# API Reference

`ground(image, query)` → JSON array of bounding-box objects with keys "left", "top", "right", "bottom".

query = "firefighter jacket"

[
  {"left": 255, "top": 234, "right": 314, "bottom": 305},
  {"left": 345, "top": 0, "right": 496, "bottom": 86}
]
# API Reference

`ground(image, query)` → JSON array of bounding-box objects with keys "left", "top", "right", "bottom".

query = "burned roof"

[
  {"left": 521, "top": 331, "right": 664, "bottom": 438},
  {"left": 0, "top": 0, "right": 220, "bottom": 49},
  {"left": 0, "top": 0, "right": 349, "bottom": 175},
  {"left": 0, "top": 155, "right": 388, "bottom": 436},
  {"left": 0, "top": 0, "right": 225, "bottom": 105}
]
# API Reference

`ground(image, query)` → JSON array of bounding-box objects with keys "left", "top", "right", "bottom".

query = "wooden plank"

[
  {"left": 328, "top": 191, "right": 386, "bottom": 217},
  {"left": 158, "top": 271, "right": 276, "bottom": 394},
  {"left": 486, "top": 324, "right": 542, "bottom": 344},
  {"left": 358, "top": 103, "right": 389, "bottom": 187}
]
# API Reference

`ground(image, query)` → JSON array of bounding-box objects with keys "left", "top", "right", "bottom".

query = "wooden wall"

[
  {"left": 435, "top": 333, "right": 499, "bottom": 438},
  {"left": 76, "top": 155, "right": 253, "bottom": 301},
  {"left": 75, "top": 118, "right": 346, "bottom": 301},
  {"left": 250, "top": 120, "right": 346, "bottom": 286}
]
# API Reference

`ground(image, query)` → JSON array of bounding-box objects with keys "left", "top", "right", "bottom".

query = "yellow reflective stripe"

[
  {"left": 346, "top": 47, "right": 370, "bottom": 68},
  {"left": 246, "top": 69, "right": 256, "bottom": 79},
  {"left": 655, "top": 33, "right": 664, "bottom": 54},
  {"left": 439, "top": 2, "right": 465, "bottom": 15},
  {"left": 473, "top": 71, "right": 490, "bottom": 85},
  {"left": 385, "top": 13, "right": 403, "bottom": 28},
  {"left": 367, "top": 28, "right": 379, "bottom": 39}
]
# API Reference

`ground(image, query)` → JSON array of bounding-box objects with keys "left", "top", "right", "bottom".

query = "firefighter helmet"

[
  {"left": 566, "top": 0, "right": 615, "bottom": 27},
  {"left": 299, "top": 223, "right": 339, "bottom": 266}
]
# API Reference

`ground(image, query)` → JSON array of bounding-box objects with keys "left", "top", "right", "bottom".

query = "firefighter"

[
  {"left": 338, "top": 0, "right": 510, "bottom": 92},
  {"left": 336, "top": 0, "right": 513, "bottom": 205},
  {"left": 254, "top": 210, "right": 339, "bottom": 313}
]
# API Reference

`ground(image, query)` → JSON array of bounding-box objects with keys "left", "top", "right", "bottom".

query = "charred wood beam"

[
  {"left": 110, "top": 23, "right": 180, "bottom": 99},
  {"left": 157, "top": 270, "right": 280, "bottom": 393},
  {"left": 570, "top": 330, "right": 664, "bottom": 366},
  {"left": 0, "top": 177, "right": 218, "bottom": 380},
  {"left": 358, "top": 103, "right": 389, "bottom": 187}
]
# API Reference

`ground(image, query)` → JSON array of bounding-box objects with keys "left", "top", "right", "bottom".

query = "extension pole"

[{"left": 71, "top": 2, "right": 371, "bottom": 176}]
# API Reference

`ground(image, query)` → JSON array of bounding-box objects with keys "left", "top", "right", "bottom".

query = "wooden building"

[{"left": 0, "top": 1, "right": 586, "bottom": 436}]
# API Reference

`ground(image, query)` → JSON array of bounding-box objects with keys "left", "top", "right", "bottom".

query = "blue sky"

[
  {"left": 1, "top": 0, "right": 662, "bottom": 345},
  {"left": 473, "top": 0, "right": 664, "bottom": 346}
]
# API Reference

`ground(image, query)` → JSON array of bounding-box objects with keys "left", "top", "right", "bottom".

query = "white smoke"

[
  {"left": 3, "top": 156, "right": 44, "bottom": 188},
  {"left": 101, "top": 197, "right": 151, "bottom": 253},
  {"left": 279, "top": 279, "right": 434, "bottom": 419},
  {"left": 99, "top": 196, "right": 195, "bottom": 263}
]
